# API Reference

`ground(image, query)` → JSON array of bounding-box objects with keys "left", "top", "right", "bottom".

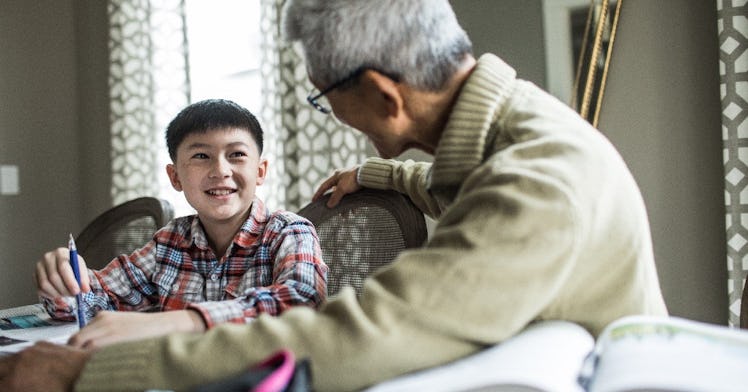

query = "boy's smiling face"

[{"left": 166, "top": 127, "right": 267, "bottom": 228}]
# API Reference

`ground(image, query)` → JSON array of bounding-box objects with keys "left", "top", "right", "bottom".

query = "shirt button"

[
  {"left": 210, "top": 273, "right": 219, "bottom": 281},
  {"left": 171, "top": 283, "right": 179, "bottom": 292}
]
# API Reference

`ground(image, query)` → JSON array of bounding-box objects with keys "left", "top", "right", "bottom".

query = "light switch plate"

[{"left": 0, "top": 165, "right": 19, "bottom": 195}]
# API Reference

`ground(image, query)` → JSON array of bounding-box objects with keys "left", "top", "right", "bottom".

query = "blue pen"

[{"left": 68, "top": 234, "right": 87, "bottom": 328}]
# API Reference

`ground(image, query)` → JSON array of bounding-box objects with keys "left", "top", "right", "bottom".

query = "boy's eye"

[
  {"left": 229, "top": 151, "right": 248, "bottom": 158},
  {"left": 191, "top": 153, "right": 209, "bottom": 159}
]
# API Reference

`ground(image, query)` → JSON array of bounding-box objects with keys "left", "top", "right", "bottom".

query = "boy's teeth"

[{"left": 209, "top": 189, "right": 232, "bottom": 195}]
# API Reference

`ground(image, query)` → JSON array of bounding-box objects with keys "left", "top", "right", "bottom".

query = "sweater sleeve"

[{"left": 358, "top": 157, "right": 443, "bottom": 219}]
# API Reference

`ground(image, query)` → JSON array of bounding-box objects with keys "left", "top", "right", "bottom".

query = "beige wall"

[
  {"left": 0, "top": 0, "right": 110, "bottom": 308},
  {"left": 0, "top": 1, "right": 728, "bottom": 324},
  {"left": 599, "top": 1, "right": 726, "bottom": 323},
  {"left": 1, "top": 0, "right": 79, "bottom": 308}
]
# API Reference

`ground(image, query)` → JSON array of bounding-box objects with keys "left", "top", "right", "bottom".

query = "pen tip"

[{"left": 68, "top": 233, "right": 76, "bottom": 249}]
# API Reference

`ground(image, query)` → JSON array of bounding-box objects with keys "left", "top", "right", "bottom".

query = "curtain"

[
  {"left": 717, "top": 0, "right": 748, "bottom": 327},
  {"left": 108, "top": 0, "right": 190, "bottom": 205},
  {"left": 259, "top": 0, "right": 367, "bottom": 211}
]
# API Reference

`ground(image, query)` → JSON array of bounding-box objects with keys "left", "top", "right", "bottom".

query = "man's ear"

[
  {"left": 359, "top": 70, "right": 405, "bottom": 119},
  {"left": 166, "top": 164, "right": 183, "bottom": 191}
]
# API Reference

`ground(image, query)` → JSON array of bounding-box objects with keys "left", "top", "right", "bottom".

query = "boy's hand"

[
  {"left": 0, "top": 341, "right": 91, "bottom": 392},
  {"left": 35, "top": 247, "right": 91, "bottom": 299},
  {"left": 67, "top": 310, "right": 206, "bottom": 349},
  {"left": 313, "top": 166, "right": 362, "bottom": 207}
]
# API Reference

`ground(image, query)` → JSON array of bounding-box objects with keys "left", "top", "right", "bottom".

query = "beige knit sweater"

[{"left": 76, "top": 54, "right": 667, "bottom": 392}]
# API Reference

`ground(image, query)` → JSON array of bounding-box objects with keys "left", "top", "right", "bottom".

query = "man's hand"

[
  {"left": 0, "top": 341, "right": 91, "bottom": 392},
  {"left": 68, "top": 309, "right": 206, "bottom": 349},
  {"left": 313, "top": 166, "right": 362, "bottom": 207},
  {"left": 35, "top": 247, "right": 91, "bottom": 299}
]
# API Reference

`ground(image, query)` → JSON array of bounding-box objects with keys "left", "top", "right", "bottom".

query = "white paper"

[
  {"left": 0, "top": 304, "right": 77, "bottom": 354},
  {"left": 364, "top": 321, "right": 593, "bottom": 392}
]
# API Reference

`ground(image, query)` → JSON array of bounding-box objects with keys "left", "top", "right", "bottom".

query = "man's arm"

[
  {"left": 357, "top": 157, "right": 439, "bottom": 217},
  {"left": 314, "top": 158, "right": 440, "bottom": 218}
]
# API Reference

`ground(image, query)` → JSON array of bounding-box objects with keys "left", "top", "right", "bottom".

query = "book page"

[
  {"left": 588, "top": 315, "right": 748, "bottom": 392},
  {"left": 364, "top": 320, "right": 593, "bottom": 392},
  {"left": 0, "top": 304, "right": 78, "bottom": 355}
]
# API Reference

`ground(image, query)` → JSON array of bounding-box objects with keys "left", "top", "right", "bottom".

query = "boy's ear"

[
  {"left": 256, "top": 159, "right": 268, "bottom": 186},
  {"left": 166, "top": 164, "right": 183, "bottom": 191}
]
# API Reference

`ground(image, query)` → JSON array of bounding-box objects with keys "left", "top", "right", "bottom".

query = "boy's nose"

[{"left": 209, "top": 157, "right": 231, "bottom": 178}]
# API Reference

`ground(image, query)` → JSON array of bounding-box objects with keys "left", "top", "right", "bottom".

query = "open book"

[
  {"left": 364, "top": 315, "right": 748, "bottom": 392},
  {"left": 0, "top": 303, "right": 78, "bottom": 355}
]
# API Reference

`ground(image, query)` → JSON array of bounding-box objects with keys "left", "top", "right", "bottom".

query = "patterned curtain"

[
  {"left": 259, "top": 0, "right": 367, "bottom": 211},
  {"left": 717, "top": 0, "right": 748, "bottom": 327},
  {"left": 108, "top": 0, "right": 189, "bottom": 205}
]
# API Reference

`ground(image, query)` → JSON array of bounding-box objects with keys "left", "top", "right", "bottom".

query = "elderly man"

[{"left": 0, "top": 1, "right": 667, "bottom": 391}]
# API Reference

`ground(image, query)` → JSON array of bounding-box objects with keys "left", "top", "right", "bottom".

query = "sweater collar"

[{"left": 429, "top": 54, "right": 516, "bottom": 189}]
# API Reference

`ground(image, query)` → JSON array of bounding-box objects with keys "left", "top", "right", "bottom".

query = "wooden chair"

[
  {"left": 75, "top": 197, "right": 174, "bottom": 269},
  {"left": 297, "top": 188, "right": 428, "bottom": 297}
]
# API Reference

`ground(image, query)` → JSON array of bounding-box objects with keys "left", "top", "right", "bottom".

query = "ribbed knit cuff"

[
  {"left": 75, "top": 341, "right": 157, "bottom": 392},
  {"left": 358, "top": 158, "right": 395, "bottom": 189}
]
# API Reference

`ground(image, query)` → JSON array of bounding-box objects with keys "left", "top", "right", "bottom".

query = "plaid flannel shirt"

[{"left": 44, "top": 198, "right": 327, "bottom": 328}]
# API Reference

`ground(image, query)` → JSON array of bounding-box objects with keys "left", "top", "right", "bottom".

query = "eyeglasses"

[
  {"left": 306, "top": 67, "right": 400, "bottom": 115},
  {"left": 306, "top": 67, "right": 367, "bottom": 114}
]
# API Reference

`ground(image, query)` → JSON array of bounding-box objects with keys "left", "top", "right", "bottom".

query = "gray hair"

[{"left": 282, "top": 0, "right": 473, "bottom": 91}]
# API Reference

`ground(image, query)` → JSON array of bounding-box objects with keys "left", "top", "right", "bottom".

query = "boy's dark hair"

[{"left": 165, "top": 99, "right": 264, "bottom": 161}]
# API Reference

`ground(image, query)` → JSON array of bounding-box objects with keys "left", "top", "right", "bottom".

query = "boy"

[{"left": 33, "top": 99, "right": 327, "bottom": 348}]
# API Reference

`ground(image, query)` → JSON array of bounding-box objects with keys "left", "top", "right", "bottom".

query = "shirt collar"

[
  {"left": 187, "top": 197, "right": 269, "bottom": 251},
  {"left": 233, "top": 197, "right": 268, "bottom": 248}
]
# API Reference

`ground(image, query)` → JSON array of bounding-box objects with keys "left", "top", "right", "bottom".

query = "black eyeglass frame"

[{"left": 306, "top": 67, "right": 400, "bottom": 114}]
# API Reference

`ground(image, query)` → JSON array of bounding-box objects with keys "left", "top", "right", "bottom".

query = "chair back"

[
  {"left": 297, "top": 189, "right": 427, "bottom": 298},
  {"left": 75, "top": 197, "right": 174, "bottom": 270}
]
